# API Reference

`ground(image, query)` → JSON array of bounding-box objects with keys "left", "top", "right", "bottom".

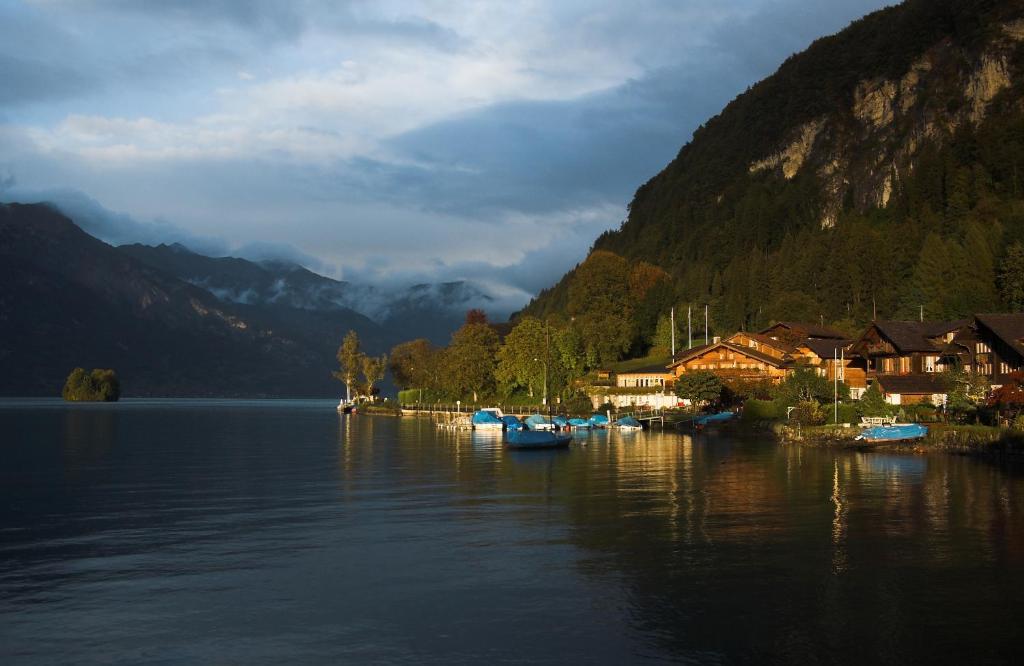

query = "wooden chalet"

[
  {"left": 944, "top": 314, "right": 1024, "bottom": 386},
  {"left": 727, "top": 331, "right": 797, "bottom": 361},
  {"left": 797, "top": 338, "right": 866, "bottom": 389},
  {"left": 668, "top": 338, "right": 791, "bottom": 383},
  {"left": 849, "top": 320, "right": 967, "bottom": 376}
]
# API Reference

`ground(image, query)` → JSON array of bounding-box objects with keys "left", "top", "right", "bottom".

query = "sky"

[{"left": 0, "top": 0, "right": 893, "bottom": 309}]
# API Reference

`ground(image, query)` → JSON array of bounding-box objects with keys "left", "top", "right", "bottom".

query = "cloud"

[{"left": 2, "top": 0, "right": 896, "bottom": 314}]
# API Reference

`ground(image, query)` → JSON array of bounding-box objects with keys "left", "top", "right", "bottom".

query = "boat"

[
  {"left": 615, "top": 416, "right": 643, "bottom": 431},
  {"left": 552, "top": 415, "right": 570, "bottom": 429},
  {"left": 525, "top": 414, "right": 555, "bottom": 431},
  {"left": 471, "top": 409, "right": 505, "bottom": 431},
  {"left": 694, "top": 411, "right": 735, "bottom": 426},
  {"left": 501, "top": 415, "right": 525, "bottom": 431},
  {"left": 855, "top": 423, "right": 928, "bottom": 442},
  {"left": 506, "top": 429, "right": 572, "bottom": 449},
  {"left": 336, "top": 399, "right": 356, "bottom": 414},
  {"left": 588, "top": 414, "right": 610, "bottom": 429},
  {"left": 568, "top": 418, "right": 591, "bottom": 430}
]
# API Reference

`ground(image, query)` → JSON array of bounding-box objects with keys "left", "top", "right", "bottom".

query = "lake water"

[{"left": 2, "top": 400, "right": 1023, "bottom": 664}]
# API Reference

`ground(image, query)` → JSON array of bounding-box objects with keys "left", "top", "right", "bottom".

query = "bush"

[
  {"left": 742, "top": 398, "right": 786, "bottom": 421},
  {"left": 790, "top": 401, "right": 826, "bottom": 426},
  {"left": 62, "top": 368, "right": 120, "bottom": 402},
  {"left": 825, "top": 402, "right": 861, "bottom": 425}
]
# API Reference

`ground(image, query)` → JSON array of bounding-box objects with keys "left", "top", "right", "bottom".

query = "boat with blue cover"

[
  {"left": 471, "top": 409, "right": 505, "bottom": 431},
  {"left": 615, "top": 416, "right": 643, "bottom": 431},
  {"left": 588, "top": 414, "right": 610, "bottom": 428},
  {"left": 568, "top": 418, "right": 590, "bottom": 429},
  {"left": 506, "top": 429, "right": 572, "bottom": 449},
  {"left": 695, "top": 411, "right": 736, "bottom": 426},
  {"left": 855, "top": 423, "right": 928, "bottom": 442},
  {"left": 552, "top": 415, "right": 570, "bottom": 428},
  {"left": 525, "top": 414, "right": 555, "bottom": 431},
  {"left": 501, "top": 415, "right": 524, "bottom": 431}
]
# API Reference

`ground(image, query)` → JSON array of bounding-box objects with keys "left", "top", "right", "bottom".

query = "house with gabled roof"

[
  {"left": 760, "top": 321, "right": 847, "bottom": 346},
  {"left": 944, "top": 314, "right": 1024, "bottom": 386},
  {"left": 668, "top": 337, "right": 792, "bottom": 383}
]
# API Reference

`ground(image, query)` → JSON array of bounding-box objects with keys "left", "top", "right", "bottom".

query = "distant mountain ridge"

[
  {"left": 522, "top": 0, "right": 1024, "bottom": 340},
  {"left": 0, "top": 203, "right": 500, "bottom": 396}
]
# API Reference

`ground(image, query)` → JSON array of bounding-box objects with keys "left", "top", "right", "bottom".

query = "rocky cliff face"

[{"left": 749, "top": 18, "right": 1023, "bottom": 229}]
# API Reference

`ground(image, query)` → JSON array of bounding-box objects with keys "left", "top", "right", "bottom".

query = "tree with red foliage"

[
  {"left": 988, "top": 371, "right": 1024, "bottom": 419},
  {"left": 465, "top": 309, "right": 488, "bottom": 326}
]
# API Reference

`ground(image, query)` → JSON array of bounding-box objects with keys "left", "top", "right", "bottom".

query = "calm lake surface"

[{"left": 2, "top": 399, "right": 1023, "bottom": 664}]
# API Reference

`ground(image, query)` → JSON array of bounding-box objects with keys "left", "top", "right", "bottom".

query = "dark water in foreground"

[{"left": 2, "top": 400, "right": 1023, "bottom": 664}]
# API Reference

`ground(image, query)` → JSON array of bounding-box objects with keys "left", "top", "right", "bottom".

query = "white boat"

[
  {"left": 337, "top": 399, "right": 356, "bottom": 414},
  {"left": 472, "top": 408, "right": 505, "bottom": 430}
]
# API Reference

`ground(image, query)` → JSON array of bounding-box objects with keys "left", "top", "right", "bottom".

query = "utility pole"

[
  {"left": 705, "top": 305, "right": 709, "bottom": 346},
  {"left": 920, "top": 305, "right": 924, "bottom": 322},
  {"left": 670, "top": 307, "right": 676, "bottom": 357},
  {"left": 688, "top": 306, "right": 692, "bottom": 350},
  {"left": 834, "top": 346, "right": 839, "bottom": 424}
]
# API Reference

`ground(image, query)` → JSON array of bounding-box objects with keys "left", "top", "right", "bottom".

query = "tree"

[
  {"left": 999, "top": 241, "right": 1024, "bottom": 312},
  {"left": 333, "top": 330, "right": 365, "bottom": 402},
  {"left": 944, "top": 369, "right": 989, "bottom": 423},
  {"left": 465, "top": 309, "right": 488, "bottom": 326},
  {"left": 674, "top": 371, "right": 723, "bottom": 408},
  {"left": 777, "top": 367, "right": 842, "bottom": 405},
  {"left": 388, "top": 339, "right": 438, "bottom": 390},
  {"left": 62, "top": 368, "right": 120, "bottom": 402},
  {"left": 988, "top": 371, "right": 1024, "bottom": 420},
  {"left": 859, "top": 383, "right": 891, "bottom": 417},
  {"left": 652, "top": 313, "right": 681, "bottom": 354},
  {"left": 441, "top": 322, "right": 500, "bottom": 402},
  {"left": 552, "top": 324, "right": 588, "bottom": 398},
  {"left": 567, "top": 251, "right": 635, "bottom": 365},
  {"left": 495, "top": 317, "right": 547, "bottom": 398},
  {"left": 362, "top": 354, "right": 387, "bottom": 400}
]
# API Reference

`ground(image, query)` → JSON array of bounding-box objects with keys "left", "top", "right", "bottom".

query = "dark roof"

[
  {"left": 802, "top": 338, "right": 853, "bottom": 359},
  {"left": 975, "top": 313, "right": 1024, "bottom": 359},
  {"left": 874, "top": 374, "right": 949, "bottom": 395},
  {"left": 668, "top": 341, "right": 788, "bottom": 369},
  {"left": 761, "top": 321, "right": 847, "bottom": 339},
  {"left": 617, "top": 363, "right": 675, "bottom": 376},
  {"left": 873, "top": 320, "right": 969, "bottom": 353},
  {"left": 731, "top": 331, "right": 799, "bottom": 354}
]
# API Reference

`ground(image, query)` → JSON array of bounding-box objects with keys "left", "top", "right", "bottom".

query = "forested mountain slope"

[{"left": 522, "top": 0, "right": 1024, "bottom": 352}]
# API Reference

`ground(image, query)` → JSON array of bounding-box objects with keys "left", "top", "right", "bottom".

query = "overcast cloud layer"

[{"left": 0, "top": 0, "right": 892, "bottom": 307}]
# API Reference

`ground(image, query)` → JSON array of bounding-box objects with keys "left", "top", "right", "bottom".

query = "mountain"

[
  {"left": 522, "top": 0, "right": 1024, "bottom": 344},
  {"left": 0, "top": 203, "right": 381, "bottom": 397},
  {"left": 118, "top": 243, "right": 500, "bottom": 346}
]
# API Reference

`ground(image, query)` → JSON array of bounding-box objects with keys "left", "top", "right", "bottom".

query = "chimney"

[{"left": 713, "top": 336, "right": 721, "bottom": 344}]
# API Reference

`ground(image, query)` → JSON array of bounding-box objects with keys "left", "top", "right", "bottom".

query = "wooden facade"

[
  {"left": 946, "top": 314, "right": 1024, "bottom": 386},
  {"left": 616, "top": 366, "right": 675, "bottom": 389},
  {"left": 668, "top": 341, "right": 790, "bottom": 383}
]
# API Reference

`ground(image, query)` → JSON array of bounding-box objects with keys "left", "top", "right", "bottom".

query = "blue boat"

[
  {"left": 615, "top": 416, "right": 642, "bottom": 431},
  {"left": 856, "top": 423, "right": 928, "bottom": 442},
  {"left": 695, "top": 411, "right": 736, "bottom": 427},
  {"left": 568, "top": 418, "right": 590, "bottom": 429},
  {"left": 588, "top": 414, "right": 610, "bottom": 428},
  {"left": 552, "top": 415, "right": 570, "bottom": 428},
  {"left": 471, "top": 410, "right": 505, "bottom": 431},
  {"left": 501, "top": 415, "right": 525, "bottom": 431},
  {"left": 507, "top": 430, "right": 572, "bottom": 449},
  {"left": 525, "top": 414, "right": 555, "bottom": 431}
]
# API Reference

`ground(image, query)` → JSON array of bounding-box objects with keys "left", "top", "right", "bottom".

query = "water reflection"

[{"left": 2, "top": 403, "right": 1024, "bottom": 664}]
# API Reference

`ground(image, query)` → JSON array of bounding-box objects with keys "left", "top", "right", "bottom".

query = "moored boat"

[
  {"left": 588, "top": 414, "right": 610, "bottom": 429},
  {"left": 525, "top": 414, "right": 555, "bottom": 431},
  {"left": 337, "top": 399, "right": 356, "bottom": 414},
  {"left": 501, "top": 415, "right": 525, "bottom": 431},
  {"left": 506, "top": 429, "right": 572, "bottom": 449},
  {"left": 568, "top": 418, "right": 590, "bottom": 429},
  {"left": 855, "top": 423, "right": 928, "bottom": 442},
  {"left": 615, "top": 416, "right": 643, "bottom": 431},
  {"left": 695, "top": 411, "right": 735, "bottom": 426},
  {"left": 472, "top": 409, "right": 505, "bottom": 431}
]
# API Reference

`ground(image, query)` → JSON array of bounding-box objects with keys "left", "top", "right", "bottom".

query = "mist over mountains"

[{"left": 0, "top": 202, "right": 508, "bottom": 397}]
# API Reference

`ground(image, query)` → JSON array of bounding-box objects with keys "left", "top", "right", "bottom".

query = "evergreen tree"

[{"left": 999, "top": 242, "right": 1024, "bottom": 312}]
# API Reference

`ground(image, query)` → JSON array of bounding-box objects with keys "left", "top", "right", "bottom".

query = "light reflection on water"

[{"left": 2, "top": 399, "right": 1023, "bottom": 664}]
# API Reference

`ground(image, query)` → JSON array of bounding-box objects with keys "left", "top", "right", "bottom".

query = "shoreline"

[{"left": 767, "top": 422, "right": 1024, "bottom": 459}]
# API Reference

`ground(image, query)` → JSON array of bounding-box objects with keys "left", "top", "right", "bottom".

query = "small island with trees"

[{"left": 62, "top": 368, "right": 121, "bottom": 402}]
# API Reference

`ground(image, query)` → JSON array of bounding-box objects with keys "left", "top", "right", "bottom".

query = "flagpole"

[
  {"left": 688, "top": 306, "right": 692, "bottom": 349},
  {"left": 834, "top": 346, "right": 839, "bottom": 424},
  {"left": 670, "top": 307, "right": 675, "bottom": 357}
]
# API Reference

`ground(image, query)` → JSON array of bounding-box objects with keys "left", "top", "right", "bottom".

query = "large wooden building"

[
  {"left": 944, "top": 314, "right": 1024, "bottom": 386},
  {"left": 668, "top": 338, "right": 791, "bottom": 383}
]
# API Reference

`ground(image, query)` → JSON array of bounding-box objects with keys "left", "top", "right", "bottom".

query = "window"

[
  {"left": 899, "top": 357, "right": 911, "bottom": 374},
  {"left": 924, "top": 356, "right": 937, "bottom": 373},
  {"left": 976, "top": 342, "right": 992, "bottom": 354}
]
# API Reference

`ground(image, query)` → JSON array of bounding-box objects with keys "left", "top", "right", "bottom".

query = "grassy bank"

[{"left": 776, "top": 422, "right": 1024, "bottom": 457}]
